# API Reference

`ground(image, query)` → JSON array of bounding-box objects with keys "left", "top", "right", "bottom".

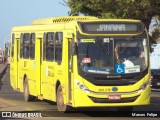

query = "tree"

[{"left": 67, "top": 0, "right": 160, "bottom": 29}]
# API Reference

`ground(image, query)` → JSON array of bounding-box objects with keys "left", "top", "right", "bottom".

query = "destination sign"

[
  {"left": 79, "top": 22, "right": 143, "bottom": 34},
  {"left": 97, "top": 24, "right": 126, "bottom": 31}
]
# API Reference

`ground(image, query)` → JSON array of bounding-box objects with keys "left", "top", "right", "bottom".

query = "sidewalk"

[{"left": 0, "top": 63, "right": 8, "bottom": 78}]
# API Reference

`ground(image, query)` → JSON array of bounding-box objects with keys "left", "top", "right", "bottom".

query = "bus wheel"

[
  {"left": 56, "top": 85, "right": 71, "bottom": 112},
  {"left": 23, "top": 77, "right": 35, "bottom": 102}
]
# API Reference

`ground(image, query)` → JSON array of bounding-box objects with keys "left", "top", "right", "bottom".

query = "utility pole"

[{"left": 4, "top": 35, "right": 10, "bottom": 64}]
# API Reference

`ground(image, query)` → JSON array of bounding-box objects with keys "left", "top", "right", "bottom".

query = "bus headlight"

[
  {"left": 140, "top": 79, "right": 151, "bottom": 90},
  {"left": 74, "top": 80, "right": 90, "bottom": 93}
]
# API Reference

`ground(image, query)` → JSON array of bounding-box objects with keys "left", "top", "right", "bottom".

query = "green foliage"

[
  {"left": 150, "top": 26, "right": 160, "bottom": 43},
  {"left": 67, "top": 0, "right": 160, "bottom": 28},
  {"left": 66, "top": 0, "right": 160, "bottom": 43}
]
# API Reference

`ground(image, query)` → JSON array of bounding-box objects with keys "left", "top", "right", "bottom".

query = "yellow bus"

[{"left": 10, "top": 16, "right": 151, "bottom": 112}]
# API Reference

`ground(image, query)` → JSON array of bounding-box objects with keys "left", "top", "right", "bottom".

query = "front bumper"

[{"left": 73, "top": 85, "right": 150, "bottom": 107}]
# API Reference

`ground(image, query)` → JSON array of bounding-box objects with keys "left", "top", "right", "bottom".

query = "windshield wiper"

[{"left": 95, "top": 38, "right": 109, "bottom": 55}]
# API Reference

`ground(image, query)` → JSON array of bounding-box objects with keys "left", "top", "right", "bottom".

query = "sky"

[{"left": 0, "top": 0, "right": 70, "bottom": 48}]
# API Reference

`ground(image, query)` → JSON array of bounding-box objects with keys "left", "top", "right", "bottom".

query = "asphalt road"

[{"left": 0, "top": 67, "right": 160, "bottom": 120}]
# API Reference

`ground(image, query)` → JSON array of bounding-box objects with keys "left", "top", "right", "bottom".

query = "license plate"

[
  {"left": 157, "top": 82, "right": 160, "bottom": 86},
  {"left": 108, "top": 95, "right": 121, "bottom": 100}
]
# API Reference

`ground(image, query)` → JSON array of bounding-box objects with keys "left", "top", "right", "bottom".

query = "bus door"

[
  {"left": 68, "top": 39, "right": 73, "bottom": 102},
  {"left": 65, "top": 31, "right": 74, "bottom": 103},
  {"left": 40, "top": 32, "right": 55, "bottom": 100},
  {"left": 15, "top": 37, "right": 20, "bottom": 89},
  {"left": 36, "top": 36, "right": 43, "bottom": 97}
]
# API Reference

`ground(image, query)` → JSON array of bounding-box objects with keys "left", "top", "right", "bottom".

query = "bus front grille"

[{"left": 88, "top": 95, "right": 139, "bottom": 103}]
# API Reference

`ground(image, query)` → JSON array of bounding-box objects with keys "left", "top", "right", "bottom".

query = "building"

[{"left": 0, "top": 48, "right": 5, "bottom": 63}]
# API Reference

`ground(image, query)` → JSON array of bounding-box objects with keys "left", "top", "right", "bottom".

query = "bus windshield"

[{"left": 78, "top": 36, "right": 148, "bottom": 75}]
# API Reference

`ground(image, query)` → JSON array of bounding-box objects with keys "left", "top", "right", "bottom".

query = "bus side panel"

[
  {"left": 10, "top": 55, "right": 16, "bottom": 89},
  {"left": 35, "top": 37, "right": 41, "bottom": 96},
  {"left": 18, "top": 57, "right": 24, "bottom": 92},
  {"left": 27, "top": 60, "right": 37, "bottom": 96}
]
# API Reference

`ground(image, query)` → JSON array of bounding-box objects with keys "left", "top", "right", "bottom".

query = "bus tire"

[
  {"left": 56, "top": 85, "right": 71, "bottom": 112},
  {"left": 23, "top": 77, "right": 35, "bottom": 102}
]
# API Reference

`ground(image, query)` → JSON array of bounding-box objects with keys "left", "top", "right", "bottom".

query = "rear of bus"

[{"left": 72, "top": 19, "right": 151, "bottom": 109}]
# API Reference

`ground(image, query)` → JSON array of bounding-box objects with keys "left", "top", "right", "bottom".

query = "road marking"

[{"left": 0, "top": 98, "right": 16, "bottom": 106}]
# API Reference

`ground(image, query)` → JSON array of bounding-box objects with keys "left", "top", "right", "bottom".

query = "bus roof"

[
  {"left": 12, "top": 16, "right": 143, "bottom": 32},
  {"left": 31, "top": 16, "right": 98, "bottom": 25},
  {"left": 31, "top": 16, "right": 142, "bottom": 25}
]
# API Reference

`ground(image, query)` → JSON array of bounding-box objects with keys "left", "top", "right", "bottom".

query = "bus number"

[{"left": 98, "top": 88, "right": 111, "bottom": 92}]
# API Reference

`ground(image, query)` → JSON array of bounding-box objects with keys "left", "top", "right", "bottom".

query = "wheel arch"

[
  {"left": 55, "top": 80, "right": 61, "bottom": 96},
  {"left": 23, "top": 74, "right": 27, "bottom": 92},
  {"left": 23, "top": 74, "right": 27, "bottom": 82}
]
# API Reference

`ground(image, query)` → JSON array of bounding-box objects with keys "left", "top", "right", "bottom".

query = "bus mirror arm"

[{"left": 71, "top": 42, "right": 78, "bottom": 56}]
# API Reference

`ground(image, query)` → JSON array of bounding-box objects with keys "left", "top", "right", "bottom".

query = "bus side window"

[
  {"left": 43, "top": 33, "right": 46, "bottom": 61},
  {"left": 55, "top": 32, "right": 63, "bottom": 64},
  {"left": 30, "top": 33, "right": 35, "bottom": 59},
  {"left": 11, "top": 33, "right": 15, "bottom": 58},
  {"left": 23, "top": 33, "right": 30, "bottom": 59},
  {"left": 20, "top": 33, "right": 23, "bottom": 58},
  {"left": 45, "top": 32, "right": 54, "bottom": 61}
]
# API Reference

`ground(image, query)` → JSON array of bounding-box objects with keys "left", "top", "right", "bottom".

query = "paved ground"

[{"left": 0, "top": 68, "right": 159, "bottom": 119}]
